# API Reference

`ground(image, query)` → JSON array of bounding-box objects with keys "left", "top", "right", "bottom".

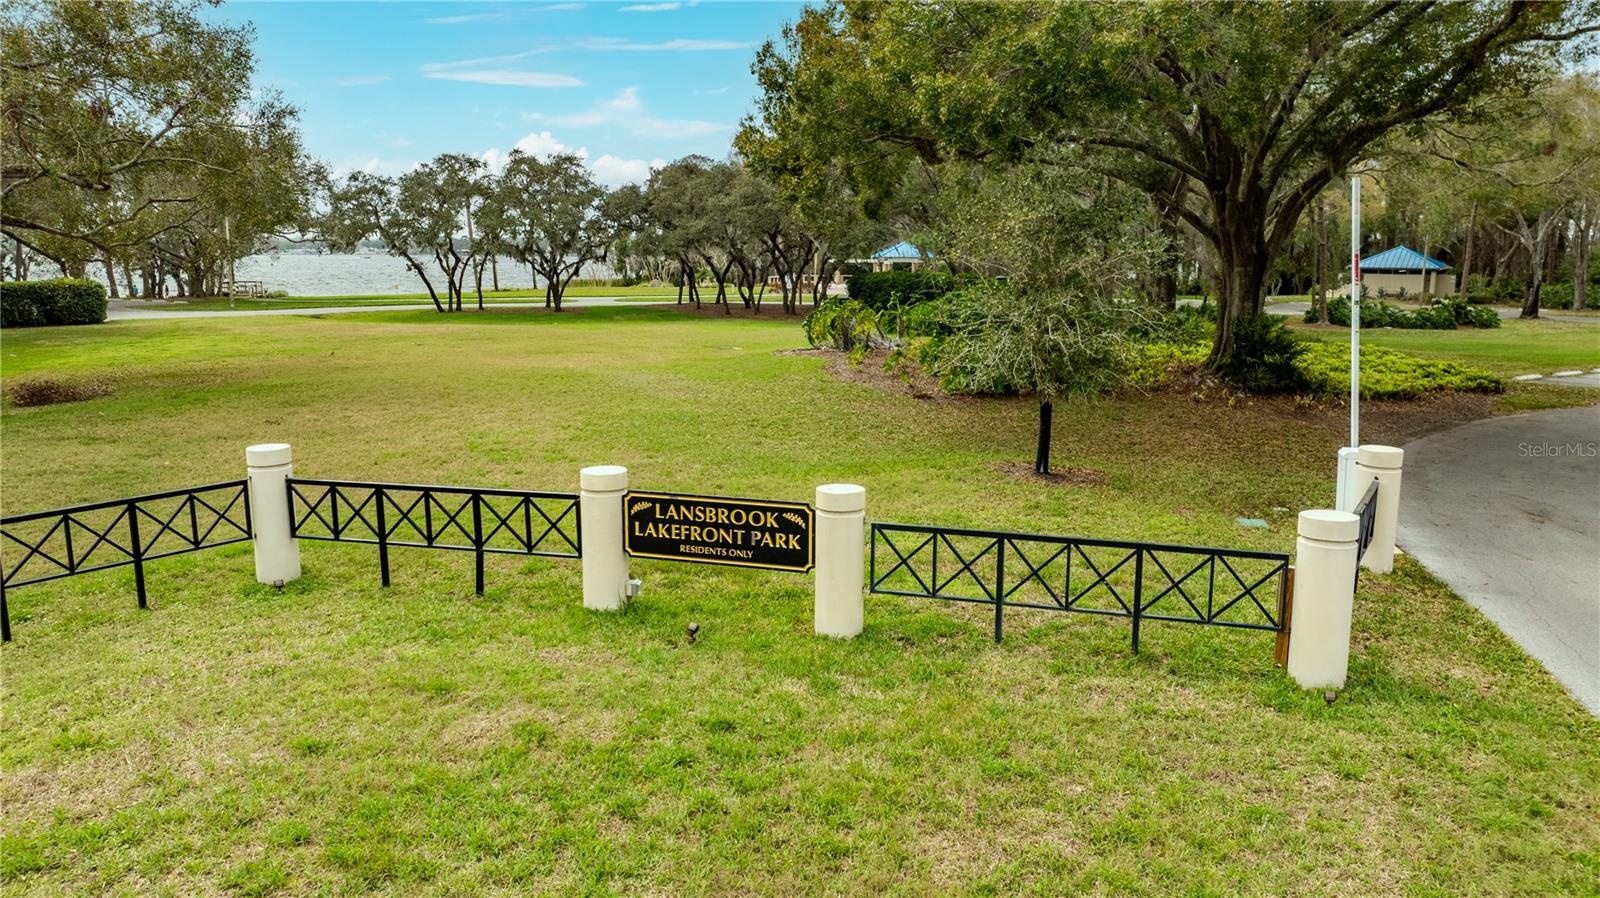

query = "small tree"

[
  {"left": 930, "top": 287, "right": 1141, "bottom": 475},
  {"left": 920, "top": 163, "right": 1161, "bottom": 474}
]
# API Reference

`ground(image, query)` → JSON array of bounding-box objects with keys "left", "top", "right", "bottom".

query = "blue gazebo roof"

[
  {"left": 1356, "top": 245, "right": 1450, "bottom": 272},
  {"left": 871, "top": 241, "right": 928, "bottom": 260}
]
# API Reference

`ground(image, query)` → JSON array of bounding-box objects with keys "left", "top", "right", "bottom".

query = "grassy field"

[
  {"left": 2, "top": 307, "right": 1598, "bottom": 896},
  {"left": 122, "top": 284, "right": 683, "bottom": 312}
]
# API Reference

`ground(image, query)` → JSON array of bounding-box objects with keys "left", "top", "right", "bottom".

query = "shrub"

[
  {"left": 846, "top": 270, "right": 956, "bottom": 311},
  {"left": 1129, "top": 342, "right": 1208, "bottom": 388},
  {"left": 1537, "top": 281, "right": 1597, "bottom": 310},
  {"left": 0, "top": 279, "right": 108, "bottom": 327},
  {"left": 1304, "top": 295, "right": 1498, "bottom": 329},
  {"left": 802, "top": 298, "right": 883, "bottom": 355},
  {"left": 7, "top": 376, "right": 114, "bottom": 407},
  {"left": 916, "top": 284, "right": 1140, "bottom": 397},
  {"left": 1218, "top": 314, "right": 1308, "bottom": 393},
  {"left": 1297, "top": 344, "right": 1503, "bottom": 399},
  {"left": 1128, "top": 340, "right": 1502, "bottom": 400}
]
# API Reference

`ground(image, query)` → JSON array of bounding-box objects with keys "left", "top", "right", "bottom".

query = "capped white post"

[
  {"left": 1354, "top": 444, "right": 1404, "bottom": 574},
  {"left": 246, "top": 443, "right": 301, "bottom": 585},
  {"left": 814, "top": 483, "right": 865, "bottom": 638},
  {"left": 580, "top": 465, "right": 630, "bottom": 611},
  {"left": 1287, "top": 509, "right": 1360, "bottom": 690}
]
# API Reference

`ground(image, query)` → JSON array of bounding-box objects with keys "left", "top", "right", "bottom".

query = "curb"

[{"left": 1512, "top": 368, "right": 1600, "bottom": 382}]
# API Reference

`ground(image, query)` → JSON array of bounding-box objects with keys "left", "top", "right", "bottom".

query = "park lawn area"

[
  {"left": 2, "top": 307, "right": 1597, "bottom": 896},
  {"left": 123, "top": 284, "right": 682, "bottom": 312},
  {"left": 1296, "top": 318, "right": 1600, "bottom": 376}
]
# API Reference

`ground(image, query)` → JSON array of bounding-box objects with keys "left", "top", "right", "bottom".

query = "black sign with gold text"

[{"left": 624, "top": 491, "right": 814, "bottom": 572}]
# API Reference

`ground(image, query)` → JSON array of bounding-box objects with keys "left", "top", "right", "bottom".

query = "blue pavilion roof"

[
  {"left": 871, "top": 241, "right": 928, "bottom": 260},
  {"left": 1357, "top": 245, "right": 1450, "bottom": 271}
]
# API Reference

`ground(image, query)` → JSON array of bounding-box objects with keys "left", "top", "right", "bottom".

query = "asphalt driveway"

[{"left": 1398, "top": 405, "right": 1600, "bottom": 714}]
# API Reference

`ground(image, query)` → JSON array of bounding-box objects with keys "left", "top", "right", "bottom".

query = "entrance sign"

[{"left": 624, "top": 491, "right": 814, "bottom": 572}]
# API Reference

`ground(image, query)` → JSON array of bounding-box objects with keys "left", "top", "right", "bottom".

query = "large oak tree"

[{"left": 743, "top": 1, "right": 1598, "bottom": 364}]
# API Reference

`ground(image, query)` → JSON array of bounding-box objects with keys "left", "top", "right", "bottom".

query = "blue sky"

[{"left": 207, "top": 1, "right": 804, "bottom": 184}]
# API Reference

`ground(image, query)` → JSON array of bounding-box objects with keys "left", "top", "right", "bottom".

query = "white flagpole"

[
  {"left": 1337, "top": 176, "right": 1362, "bottom": 510},
  {"left": 1350, "top": 176, "right": 1361, "bottom": 448}
]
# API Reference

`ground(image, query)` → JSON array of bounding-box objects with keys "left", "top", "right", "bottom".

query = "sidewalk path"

[{"left": 1397, "top": 406, "right": 1600, "bottom": 714}]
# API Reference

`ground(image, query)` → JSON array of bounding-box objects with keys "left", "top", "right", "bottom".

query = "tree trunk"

[
  {"left": 103, "top": 257, "right": 119, "bottom": 298},
  {"left": 1315, "top": 200, "right": 1329, "bottom": 326},
  {"left": 1574, "top": 202, "right": 1590, "bottom": 312},
  {"left": 1205, "top": 190, "right": 1272, "bottom": 367},
  {"left": 1420, "top": 242, "right": 1432, "bottom": 302},
  {"left": 399, "top": 252, "right": 444, "bottom": 311},
  {"left": 1034, "top": 400, "right": 1053, "bottom": 476},
  {"left": 1458, "top": 203, "right": 1476, "bottom": 296}
]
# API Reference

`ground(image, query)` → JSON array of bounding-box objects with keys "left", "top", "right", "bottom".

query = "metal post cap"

[
  {"left": 1357, "top": 445, "right": 1403, "bottom": 469},
  {"left": 580, "top": 465, "right": 629, "bottom": 492},
  {"left": 1298, "top": 509, "right": 1360, "bottom": 543},
  {"left": 815, "top": 483, "right": 866, "bottom": 513},
  {"left": 245, "top": 443, "right": 292, "bottom": 467}
]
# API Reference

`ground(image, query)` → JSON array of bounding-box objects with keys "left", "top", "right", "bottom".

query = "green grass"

[
  {"left": 123, "top": 284, "right": 682, "bottom": 312},
  {"left": 2, "top": 307, "right": 1598, "bottom": 896},
  {"left": 1297, "top": 318, "right": 1600, "bottom": 376}
]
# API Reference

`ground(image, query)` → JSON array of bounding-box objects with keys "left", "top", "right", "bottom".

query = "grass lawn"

[
  {"left": 2, "top": 308, "right": 1597, "bottom": 896},
  {"left": 1295, "top": 318, "right": 1600, "bottom": 376},
  {"left": 122, "top": 284, "right": 682, "bottom": 312}
]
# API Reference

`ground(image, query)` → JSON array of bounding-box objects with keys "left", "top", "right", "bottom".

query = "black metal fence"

[
  {"left": 1352, "top": 478, "right": 1380, "bottom": 586},
  {"left": 286, "top": 479, "right": 580, "bottom": 595},
  {"left": 0, "top": 481, "right": 252, "bottom": 641},
  {"left": 869, "top": 522, "right": 1291, "bottom": 651}
]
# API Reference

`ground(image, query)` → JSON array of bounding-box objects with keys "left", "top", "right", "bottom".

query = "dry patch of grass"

[{"left": 5, "top": 375, "right": 113, "bottom": 407}]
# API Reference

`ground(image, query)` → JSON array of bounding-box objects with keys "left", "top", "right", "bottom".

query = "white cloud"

[
  {"left": 591, "top": 154, "right": 665, "bottom": 186},
  {"left": 329, "top": 156, "right": 417, "bottom": 179},
  {"left": 425, "top": 70, "right": 583, "bottom": 88},
  {"left": 479, "top": 131, "right": 660, "bottom": 186},
  {"left": 575, "top": 37, "right": 751, "bottom": 52},
  {"left": 423, "top": 5, "right": 580, "bottom": 24},
  {"left": 480, "top": 130, "right": 583, "bottom": 172},
  {"left": 543, "top": 86, "right": 729, "bottom": 138},
  {"left": 692, "top": 85, "right": 732, "bottom": 96},
  {"left": 332, "top": 73, "right": 391, "bottom": 87},
  {"left": 621, "top": 2, "right": 682, "bottom": 11},
  {"left": 421, "top": 48, "right": 557, "bottom": 73}
]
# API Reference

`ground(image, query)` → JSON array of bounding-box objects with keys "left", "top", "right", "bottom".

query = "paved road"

[
  {"left": 1178, "top": 298, "right": 1599, "bottom": 325},
  {"left": 106, "top": 294, "right": 641, "bottom": 321},
  {"left": 1398, "top": 405, "right": 1600, "bottom": 714}
]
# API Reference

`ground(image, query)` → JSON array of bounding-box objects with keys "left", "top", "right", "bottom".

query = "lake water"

[{"left": 230, "top": 252, "right": 619, "bottom": 296}]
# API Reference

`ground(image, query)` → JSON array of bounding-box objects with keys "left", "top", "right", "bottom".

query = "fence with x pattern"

[
  {"left": 285, "top": 478, "right": 581, "bottom": 594},
  {"left": 869, "top": 522, "right": 1291, "bottom": 651},
  {"left": 0, "top": 481, "right": 252, "bottom": 641}
]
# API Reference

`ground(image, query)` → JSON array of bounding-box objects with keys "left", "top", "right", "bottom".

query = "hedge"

[
  {"left": 1304, "top": 295, "right": 1499, "bottom": 329},
  {"left": 1131, "top": 341, "right": 1502, "bottom": 399},
  {"left": 845, "top": 270, "right": 955, "bottom": 311},
  {"left": 0, "top": 279, "right": 108, "bottom": 327}
]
